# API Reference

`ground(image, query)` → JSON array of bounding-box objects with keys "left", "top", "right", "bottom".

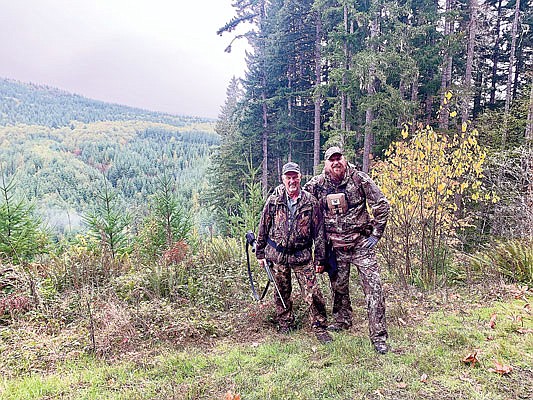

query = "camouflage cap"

[
  {"left": 282, "top": 162, "right": 300, "bottom": 175},
  {"left": 324, "top": 146, "right": 343, "bottom": 160}
]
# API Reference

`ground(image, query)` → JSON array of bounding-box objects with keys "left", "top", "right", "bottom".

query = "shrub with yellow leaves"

[{"left": 373, "top": 122, "right": 498, "bottom": 287}]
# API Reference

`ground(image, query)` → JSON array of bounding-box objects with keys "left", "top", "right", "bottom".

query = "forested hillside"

[
  {"left": 0, "top": 78, "right": 206, "bottom": 127},
  {"left": 0, "top": 78, "right": 218, "bottom": 235}
]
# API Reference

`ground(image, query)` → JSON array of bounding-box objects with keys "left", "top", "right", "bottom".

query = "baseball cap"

[
  {"left": 282, "top": 162, "right": 300, "bottom": 175},
  {"left": 324, "top": 146, "right": 343, "bottom": 160}
]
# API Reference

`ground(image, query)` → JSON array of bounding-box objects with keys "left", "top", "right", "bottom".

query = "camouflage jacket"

[
  {"left": 303, "top": 164, "right": 390, "bottom": 248},
  {"left": 255, "top": 184, "right": 325, "bottom": 266}
]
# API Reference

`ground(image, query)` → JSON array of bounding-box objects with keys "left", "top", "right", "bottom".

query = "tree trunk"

[
  {"left": 363, "top": 15, "right": 379, "bottom": 173},
  {"left": 461, "top": 0, "right": 477, "bottom": 124},
  {"left": 439, "top": 0, "right": 454, "bottom": 130},
  {"left": 425, "top": 95, "right": 434, "bottom": 126},
  {"left": 259, "top": 0, "right": 269, "bottom": 198},
  {"left": 455, "top": 0, "right": 477, "bottom": 218},
  {"left": 489, "top": 0, "right": 503, "bottom": 107},
  {"left": 340, "top": 4, "right": 348, "bottom": 132},
  {"left": 473, "top": 69, "right": 483, "bottom": 118},
  {"left": 363, "top": 107, "right": 374, "bottom": 173},
  {"left": 346, "top": 20, "right": 354, "bottom": 132},
  {"left": 313, "top": 9, "right": 322, "bottom": 173},
  {"left": 513, "top": 42, "right": 523, "bottom": 101},
  {"left": 261, "top": 88, "right": 268, "bottom": 198},
  {"left": 502, "top": 0, "right": 520, "bottom": 149}
]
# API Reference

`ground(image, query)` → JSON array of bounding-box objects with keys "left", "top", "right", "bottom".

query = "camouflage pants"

[
  {"left": 272, "top": 262, "right": 328, "bottom": 329},
  {"left": 330, "top": 247, "right": 388, "bottom": 344}
]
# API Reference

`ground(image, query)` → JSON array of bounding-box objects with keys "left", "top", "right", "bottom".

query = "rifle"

[{"left": 245, "top": 231, "right": 287, "bottom": 309}]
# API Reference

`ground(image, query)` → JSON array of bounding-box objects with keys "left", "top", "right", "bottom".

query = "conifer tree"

[
  {"left": 0, "top": 172, "right": 45, "bottom": 263},
  {"left": 83, "top": 179, "right": 131, "bottom": 259}
]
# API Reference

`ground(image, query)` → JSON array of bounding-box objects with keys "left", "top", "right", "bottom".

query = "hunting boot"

[
  {"left": 373, "top": 341, "right": 388, "bottom": 354},
  {"left": 326, "top": 322, "right": 350, "bottom": 332},
  {"left": 312, "top": 323, "right": 333, "bottom": 344},
  {"left": 315, "top": 330, "right": 333, "bottom": 344}
]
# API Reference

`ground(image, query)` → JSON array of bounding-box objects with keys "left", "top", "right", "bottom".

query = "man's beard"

[{"left": 326, "top": 162, "right": 346, "bottom": 182}]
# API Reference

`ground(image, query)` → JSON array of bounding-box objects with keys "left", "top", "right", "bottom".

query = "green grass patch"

[{"left": 1, "top": 295, "right": 531, "bottom": 399}]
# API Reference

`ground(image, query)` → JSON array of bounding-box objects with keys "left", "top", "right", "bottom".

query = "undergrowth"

[
  {"left": 1, "top": 283, "right": 531, "bottom": 400},
  {"left": 1, "top": 234, "right": 532, "bottom": 399}
]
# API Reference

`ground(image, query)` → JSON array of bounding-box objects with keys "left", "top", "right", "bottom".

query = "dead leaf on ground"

[
  {"left": 398, "top": 317, "right": 407, "bottom": 326},
  {"left": 396, "top": 382, "right": 408, "bottom": 389},
  {"left": 517, "top": 328, "right": 533, "bottom": 334},
  {"left": 485, "top": 335, "right": 494, "bottom": 341},
  {"left": 511, "top": 285, "right": 529, "bottom": 299},
  {"left": 489, "top": 313, "right": 497, "bottom": 329},
  {"left": 488, "top": 361, "right": 513, "bottom": 375},
  {"left": 224, "top": 391, "right": 241, "bottom": 400},
  {"left": 420, "top": 373, "right": 428, "bottom": 383},
  {"left": 524, "top": 303, "right": 531, "bottom": 314},
  {"left": 462, "top": 351, "right": 479, "bottom": 367}
]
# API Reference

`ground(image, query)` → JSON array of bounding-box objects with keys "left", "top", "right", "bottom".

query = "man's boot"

[
  {"left": 278, "top": 324, "right": 294, "bottom": 335},
  {"left": 326, "top": 322, "right": 350, "bottom": 332},
  {"left": 373, "top": 341, "right": 388, "bottom": 354},
  {"left": 314, "top": 329, "right": 333, "bottom": 344},
  {"left": 312, "top": 322, "right": 333, "bottom": 343}
]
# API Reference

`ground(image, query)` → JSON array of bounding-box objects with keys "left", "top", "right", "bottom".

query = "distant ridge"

[{"left": 0, "top": 78, "right": 212, "bottom": 128}]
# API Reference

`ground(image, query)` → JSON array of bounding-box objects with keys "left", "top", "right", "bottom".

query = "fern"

[{"left": 470, "top": 239, "right": 533, "bottom": 284}]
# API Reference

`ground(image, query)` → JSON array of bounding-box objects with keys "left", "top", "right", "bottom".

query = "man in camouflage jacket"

[
  {"left": 255, "top": 162, "right": 332, "bottom": 344},
  {"left": 304, "top": 147, "right": 390, "bottom": 354}
]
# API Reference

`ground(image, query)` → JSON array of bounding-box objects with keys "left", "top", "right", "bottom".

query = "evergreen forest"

[
  {"left": 212, "top": 0, "right": 532, "bottom": 282},
  {"left": 0, "top": 78, "right": 218, "bottom": 237}
]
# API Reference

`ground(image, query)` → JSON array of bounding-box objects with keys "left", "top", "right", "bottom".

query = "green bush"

[
  {"left": 112, "top": 236, "right": 249, "bottom": 310},
  {"left": 187, "top": 236, "right": 249, "bottom": 310},
  {"left": 0, "top": 173, "right": 49, "bottom": 264},
  {"left": 470, "top": 238, "right": 533, "bottom": 284}
]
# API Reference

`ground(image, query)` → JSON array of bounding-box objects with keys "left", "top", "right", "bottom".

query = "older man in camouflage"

[
  {"left": 304, "top": 147, "right": 390, "bottom": 354},
  {"left": 255, "top": 162, "right": 332, "bottom": 344}
]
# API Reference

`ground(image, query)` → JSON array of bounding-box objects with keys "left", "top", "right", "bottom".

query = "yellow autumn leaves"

[
  {"left": 372, "top": 119, "right": 498, "bottom": 280},
  {"left": 376, "top": 122, "right": 497, "bottom": 211}
]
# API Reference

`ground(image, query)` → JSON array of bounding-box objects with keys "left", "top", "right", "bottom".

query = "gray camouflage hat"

[
  {"left": 324, "top": 146, "right": 343, "bottom": 160},
  {"left": 282, "top": 162, "right": 300, "bottom": 175}
]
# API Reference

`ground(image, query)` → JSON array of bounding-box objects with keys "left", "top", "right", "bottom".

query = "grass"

[{"left": 1, "top": 285, "right": 532, "bottom": 399}]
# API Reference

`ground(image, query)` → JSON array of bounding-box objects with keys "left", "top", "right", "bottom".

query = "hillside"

[
  {"left": 0, "top": 78, "right": 219, "bottom": 235},
  {"left": 0, "top": 78, "right": 208, "bottom": 128}
]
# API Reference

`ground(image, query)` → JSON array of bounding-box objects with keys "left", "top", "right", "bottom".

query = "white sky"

[{"left": 0, "top": 0, "right": 250, "bottom": 118}]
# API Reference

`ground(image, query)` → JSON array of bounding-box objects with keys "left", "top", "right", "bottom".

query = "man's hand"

[
  {"left": 257, "top": 258, "right": 267, "bottom": 268},
  {"left": 362, "top": 235, "right": 379, "bottom": 249},
  {"left": 315, "top": 263, "right": 325, "bottom": 274}
]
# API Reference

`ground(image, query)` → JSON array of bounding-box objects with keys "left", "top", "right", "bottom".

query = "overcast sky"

[{"left": 0, "top": 0, "right": 250, "bottom": 119}]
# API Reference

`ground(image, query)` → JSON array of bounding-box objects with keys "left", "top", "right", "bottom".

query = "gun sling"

[{"left": 266, "top": 237, "right": 312, "bottom": 255}]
